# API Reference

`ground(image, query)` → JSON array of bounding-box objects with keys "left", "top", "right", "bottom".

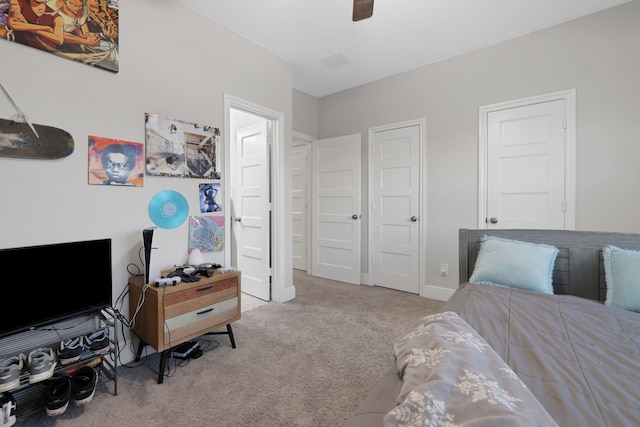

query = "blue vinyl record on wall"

[{"left": 148, "top": 190, "right": 189, "bottom": 229}]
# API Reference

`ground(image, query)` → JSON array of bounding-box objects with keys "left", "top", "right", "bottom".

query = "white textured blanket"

[{"left": 384, "top": 311, "right": 558, "bottom": 427}]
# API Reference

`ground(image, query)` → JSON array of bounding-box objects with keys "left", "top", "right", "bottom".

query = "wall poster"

[
  {"left": 145, "top": 113, "right": 221, "bottom": 179},
  {"left": 199, "top": 182, "right": 222, "bottom": 213},
  {"left": 88, "top": 135, "right": 144, "bottom": 186},
  {"left": 0, "top": 0, "right": 119, "bottom": 73},
  {"left": 188, "top": 215, "right": 224, "bottom": 253}
]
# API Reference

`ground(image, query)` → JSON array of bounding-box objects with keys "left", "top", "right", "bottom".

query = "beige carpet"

[{"left": 19, "top": 270, "right": 444, "bottom": 427}]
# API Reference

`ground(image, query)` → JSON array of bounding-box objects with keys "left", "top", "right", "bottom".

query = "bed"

[{"left": 346, "top": 229, "right": 640, "bottom": 427}]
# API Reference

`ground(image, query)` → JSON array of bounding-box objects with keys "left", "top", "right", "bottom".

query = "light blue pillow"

[
  {"left": 603, "top": 245, "right": 640, "bottom": 312},
  {"left": 469, "top": 236, "right": 559, "bottom": 294}
]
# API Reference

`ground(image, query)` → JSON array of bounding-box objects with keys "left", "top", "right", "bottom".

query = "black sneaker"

[
  {"left": 58, "top": 336, "right": 84, "bottom": 365},
  {"left": 0, "top": 391, "right": 16, "bottom": 427},
  {"left": 43, "top": 377, "right": 71, "bottom": 417},
  {"left": 71, "top": 366, "right": 98, "bottom": 406},
  {"left": 84, "top": 329, "right": 109, "bottom": 355}
]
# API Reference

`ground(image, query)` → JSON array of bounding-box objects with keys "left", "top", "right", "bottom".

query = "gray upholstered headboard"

[{"left": 459, "top": 229, "right": 640, "bottom": 302}]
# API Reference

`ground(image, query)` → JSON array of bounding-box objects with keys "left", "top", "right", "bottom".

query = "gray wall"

[
  {"left": 314, "top": 1, "right": 640, "bottom": 293},
  {"left": 292, "top": 89, "right": 318, "bottom": 138},
  {"left": 0, "top": 1, "right": 293, "bottom": 360}
]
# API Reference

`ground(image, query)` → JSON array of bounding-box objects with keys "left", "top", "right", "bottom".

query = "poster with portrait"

[
  {"left": 188, "top": 215, "right": 224, "bottom": 253},
  {"left": 145, "top": 113, "right": 221, "bottom": 179},
  {"left": 0, "top": 0, "right": 119, "bottom": 73},
  {"left": 88, "top": 135, "right": 144, "bottom": 186},
  {"left": 199, "top": 183, "right": 222, "bottom": 213}
]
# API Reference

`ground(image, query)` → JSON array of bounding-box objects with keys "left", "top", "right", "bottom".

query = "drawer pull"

[
  {"left": 197, "top": 308, "right": 214, "bottom": 316},
  {"left": 197, "top": 285, "right": 214, "bottom": 292}
]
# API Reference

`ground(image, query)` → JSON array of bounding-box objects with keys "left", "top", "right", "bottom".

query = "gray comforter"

[
  {"left": 443, "top": 282, "right": 640, "bottom": 426},
  {"left": 346, "top": 283, "right": 640, "bottom": 427},
  {"left": 385, "top": 311, "right": 558, "bottom": 426}
]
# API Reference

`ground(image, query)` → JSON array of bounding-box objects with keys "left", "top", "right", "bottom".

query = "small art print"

[
  {"left": 0, "top": 0, "right": 119, "bottom": 73},
  {"left": 145, "top": 113, "right": 221, "bottom": 179},
  {"left": 188, "top": 215, "right": 224, "bottom": 253},
  {"left": 199, "top": 182, "right": 222, "bottom": 213},
  {"left": 88, "top": 135, "right": 144, "bottom": 186}
]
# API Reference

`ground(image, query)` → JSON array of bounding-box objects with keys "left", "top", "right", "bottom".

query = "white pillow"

[
  {"left": 603, "top": 245, "right": 640, "bottom": 312},
  {"left": 469, "top": 236, "right": 559, "bottom": 294}
]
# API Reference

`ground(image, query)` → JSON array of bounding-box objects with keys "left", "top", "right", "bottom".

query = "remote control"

[{"left": 154, "top": 277, "right": 181, "bottom": 287}]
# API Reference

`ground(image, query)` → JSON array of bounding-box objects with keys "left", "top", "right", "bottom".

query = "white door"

[
  {"left": 232, "top": 121, "right": 271, "bottom": 301},
  {"left": 485, "top": 97, "right": 569, "bottom": 229},
  {"left": 311, "top": 134, "right": 361, "bottom": 284},
  {"left": 292, "top": 142, "right": 309, "bottom": 271},
  {"left": 370, "top": 124, "right": 421, "bottom": 294}
]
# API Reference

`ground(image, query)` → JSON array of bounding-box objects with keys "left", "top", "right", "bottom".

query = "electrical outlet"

[{"left": 440, "top": 263, "right": 448, "bottom": 276}]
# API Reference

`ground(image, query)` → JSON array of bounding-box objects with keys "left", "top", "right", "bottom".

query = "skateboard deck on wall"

[{"left": 0, "top": 118, "right": 74, "bottom": 160}]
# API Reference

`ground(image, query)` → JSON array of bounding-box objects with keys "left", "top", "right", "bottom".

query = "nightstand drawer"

[
  {"left": 164, "top": 280, "right": 237, "bottom": 319},
  {"left": 163, "top": 297, "right": 238, "bottom": 346}
]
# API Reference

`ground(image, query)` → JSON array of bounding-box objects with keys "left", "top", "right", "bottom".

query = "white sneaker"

[
  {"left": 28, "top": 348, "right": 57, "bottom": 384},
  {"left": 0, "top": 355, "right": 25, "bottom": 392}
]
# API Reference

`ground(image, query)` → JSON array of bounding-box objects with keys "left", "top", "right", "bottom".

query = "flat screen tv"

[{"left": 0, "top": 238, "right": 112, "bottom": 339}]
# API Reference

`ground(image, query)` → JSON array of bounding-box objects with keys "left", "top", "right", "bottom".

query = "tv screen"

[{"left": 0, "top": 238, "right": 112, "bottom": 339}]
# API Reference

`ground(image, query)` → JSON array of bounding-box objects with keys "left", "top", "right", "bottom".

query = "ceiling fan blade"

[{"left": 353, "top": 0, "right": 374, "bottom": 21}]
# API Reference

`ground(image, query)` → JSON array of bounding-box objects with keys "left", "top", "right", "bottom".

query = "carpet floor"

[{"left": 17, "top": 270, "right": 444, "bottom": 427}]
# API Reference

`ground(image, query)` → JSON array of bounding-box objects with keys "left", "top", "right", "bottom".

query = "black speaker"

[{"left": 143, "top": 227, "right": 156, "bottom": 284}]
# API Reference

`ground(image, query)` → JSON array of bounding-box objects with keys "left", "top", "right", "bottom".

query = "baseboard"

[
  {"left": 420, "top": 284, "right": 455, "bottom": 302},
  {"left": 360, "top": 273, "right": 370, "bottom": 285},
  {"left": 362, "top": 273, "right": 453, "bottom": 302}
]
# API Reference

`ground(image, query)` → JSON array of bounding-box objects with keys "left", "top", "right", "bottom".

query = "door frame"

[
  {"left": 478, "top": 89, "right": 576, "bottom": 230},
  {"left": 292, "top": 131, "right": 315, "bottom": 274},
  {"left": 367, "top": 118, "right": 427, "bottom": 293},
  {"left": 224, "top": 94, "right": 294, "bottom": 303}
]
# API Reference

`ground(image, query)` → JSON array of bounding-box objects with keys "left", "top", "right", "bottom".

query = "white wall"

[
  {"left": 0, "top": 0, "right": 293, "bottom": 361},
  {"left": 315, "top": 2, "right": 640, "bottom": 296}
]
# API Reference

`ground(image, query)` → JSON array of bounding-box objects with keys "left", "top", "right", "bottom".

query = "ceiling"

[{"left": 178, "top": 0, "right": 631, "bottom": 98}]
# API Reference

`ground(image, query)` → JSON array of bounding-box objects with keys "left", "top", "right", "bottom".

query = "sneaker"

[
  {"left": 43, "top": 377, "right": 71, "bottom": 417},
  {"left": 58, "top": 336, "right": 84, "bottom": 365},
  {"left": 28, "top": 348, "right": 57, "bottom": 384},
  {"left": 71, "top": 366, "right": 98, "bottom": 406},
  {"left": 0, "top": 391, "right": 17, "bottom": 427},
  {"left": 0, "top": 355, "right": 25, "bottom": 392},
  {"left": 84, "top": 329, "right": 109, "bottom": 355}
]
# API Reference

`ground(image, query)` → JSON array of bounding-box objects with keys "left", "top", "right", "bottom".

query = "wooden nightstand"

[{"left": 128, "top": 270, "right": 241, "bottom": 383}]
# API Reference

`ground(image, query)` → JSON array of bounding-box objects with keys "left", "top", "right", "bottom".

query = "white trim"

[
  {"left": 478, "top": 89, "right": 576, "bottom": 230},
  {"left": 421, "top": 284, "right": 455, "bottom": 302},
  {"left": 224, "top": 94, "right": 294, "bottom": 303},
  {"left": 292, "top": 131, "right": 316, "bottom": 144},
  {"left": 367, "top": 118, "right": 427, "bottom": 295},
  {"left": 291, "top": 132, "right": 315, "bottom": 274}
]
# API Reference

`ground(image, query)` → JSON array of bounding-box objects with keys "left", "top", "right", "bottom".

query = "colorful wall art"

[
  {"left": 188, "top": 215, "right": 224, "bottom": 253},
  {"left": 0, "top": 0, "right": 119, "bottom": 73},
  {"left": 145, "top": 113, "right": 221, "bottom": 179},
  {"left": 88, "top": 135, "right": 144, "bottom": 186}
]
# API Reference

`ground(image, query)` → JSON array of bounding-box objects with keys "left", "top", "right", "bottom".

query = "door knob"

[
  {"left": 489, "top": 217, "right": 498, "bottom": 224},
  {"left": 352, "top": 214, "right": 359, "bottom": 220},
  {"left": 410, "top": 216, "right": 417, "bottom": 222},
  {"left": 234, "top": 217, "right": 242, "bottom": 222}
]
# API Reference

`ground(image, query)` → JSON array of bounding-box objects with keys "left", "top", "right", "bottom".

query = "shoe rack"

[{"left": 0, "top": 309, "right": 118, "bottom": 421}]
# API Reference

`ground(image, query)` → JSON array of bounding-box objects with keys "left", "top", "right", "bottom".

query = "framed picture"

[
  {"left": 145, "top": 113, "right": 221, "bottom": 179},
  {"left": 88, "top": 135, "right": 144, "bottom": 186},
  {"left": 0, "top": 0, "right": 119, "bottom": 73}
]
